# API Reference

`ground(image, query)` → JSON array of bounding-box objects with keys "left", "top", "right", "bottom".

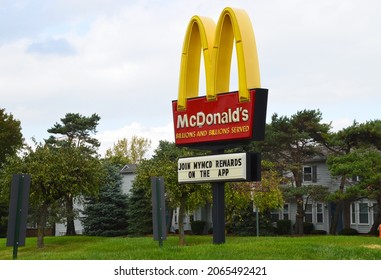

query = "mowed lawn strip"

[{"left": 1, "top": 235, "right": 381, "bottom": 260}]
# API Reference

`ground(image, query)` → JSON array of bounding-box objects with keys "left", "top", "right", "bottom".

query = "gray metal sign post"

[
  {"left": 6, "top": 174, "right": 31, "bottom": 259},
  {"left": 151, "top": 177, "right": 166, "bottom": 247}
]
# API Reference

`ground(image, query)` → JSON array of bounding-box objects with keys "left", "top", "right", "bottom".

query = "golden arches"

[{"left": 177, "top": 7, "right": 261, "bottom": 110}]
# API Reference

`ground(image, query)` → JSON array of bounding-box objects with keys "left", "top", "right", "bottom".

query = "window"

[
  {"left": 305, "top": 204, "right": 312, "bottom": 223},
  {"left": 303, "top": 166, "right": 317, "bottom": 183},
  {"left": 271, "top": 204, "right": 290, "bottom": 222},
  {"left": 359, "top": 203, "right": 369, "bottom": 224},
  {"left": 316, "top": 203, "right": 324, "bottom": 223},
  {"left": 174, "top": 209, "right": 178, "bottom": 224},
  {"left": 352, "top": 175, "right": 360, "bottom": 182},
  {"left": 303, "top": 166, "right": 312, "bottom": 182}
]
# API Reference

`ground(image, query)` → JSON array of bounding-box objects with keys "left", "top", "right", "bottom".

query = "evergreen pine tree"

[
  {"left": 82, "top": 163, "right": 129, "bottom": 236},
  {"left": 127, "top": 186, "right": 152, "bottom": 236}
]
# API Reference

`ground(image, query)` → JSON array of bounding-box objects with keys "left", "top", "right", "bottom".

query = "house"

[
  {"left": 270, "top": 155, "right": 377, "bottom": 234},
  {"left": 120, "top": 164, "right": 138, "bottom": 194},
  {"left": 55, "top": 157, "right": 377, "bottom": 236},
  {"left": 175, "top": 154, "right": 378, "bottom": 235}
]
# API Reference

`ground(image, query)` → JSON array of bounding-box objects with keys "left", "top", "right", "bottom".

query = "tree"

[
  {"left": 252, "top": 161, "right": 284, "bottom": 213},
  {"left": 133, "top": 141, "right": 211, "bottom": 245},
  {"left": 258, "top": 110, "right": 331, "bottom": 234},
  {"left": 45, "top": 113, "right": 101, "bottom": 235},
  {"left": 226, "top": 161, "right": 284, "bottom": 235},
  {"left": 0, "top": 141, "right": 105, "bottom": 247},
  {"left": 105, "top": 136, "right": 151, "bottom": 166},
  {"left": 325, "top": 121, "right": 363, "bottom": 233},
  {"left": 46, "top": 113, "right": 101, "bottom": 153},
  {"left": 0, "top": 108, "right": 23, "bottom": 167},
  {"left": 1, "top": 144, "right": 64, "bottom": 247},
  {"left": 326, "top": 119, "right": 381, "bottom": 233},
  {"left": 328, "top": 149, "right": 381, "bottom": 234},
  {"left": 127, "top": 184, "right": 153, "bottom": 236},
  {"left": 82, "top": 162, "right": 128, "bottom": 237}
]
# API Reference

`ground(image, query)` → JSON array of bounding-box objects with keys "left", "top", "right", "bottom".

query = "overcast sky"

[{"left": 1, "top": 0, "right": 380, "bottom": 156}]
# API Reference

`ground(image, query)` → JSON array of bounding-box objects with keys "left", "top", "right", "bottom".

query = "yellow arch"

[
  {"left": 177, "top": 7, "right": 261, "bottom": 110},
  {"left": 177, "top": 16, "right": 215, "bottom": 110}
]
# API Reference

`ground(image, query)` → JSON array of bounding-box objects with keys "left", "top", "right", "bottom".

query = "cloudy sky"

[{"left": 1, "top": 0, "right": 380, "bottom": 156}]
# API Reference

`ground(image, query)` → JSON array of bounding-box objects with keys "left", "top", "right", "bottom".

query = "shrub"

[
  {"left": 339, "top": 228, "right": 359, "bottom": 235},
  {"left": 303, "top": 222, "right": 314, "bottom": 234},
  {"left": 191, "top": 220, "right": 206, "bottom": 235},
  {"left": 276, "top": 220, "right": 291, "bottom": 235},
  {"left": 310, "top": 230, "right": 327, "bottom": 235}
]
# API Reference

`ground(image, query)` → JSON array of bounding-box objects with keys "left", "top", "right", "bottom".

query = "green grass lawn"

[{"left": 1, "top": 235, "right": 381, "bottom": 260}]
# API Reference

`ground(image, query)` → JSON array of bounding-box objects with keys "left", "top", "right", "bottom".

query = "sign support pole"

[
  {"left": 151, "top": 177, "right": 166, "bottom": 248},
  {"left": 212, "top": 181, "right": 225, "bottom": 244},
  {"left": 7, "top": 174, "right": 30, "bottom": 260},
  {"left": 212, "top": 149, "right": 225, "bottom": 244},
  {"left": 156, "top": 178, "right": 164, "bottom": 248},
  {"left": 12, "top": 175, "right": 24, "bottom": 259}
]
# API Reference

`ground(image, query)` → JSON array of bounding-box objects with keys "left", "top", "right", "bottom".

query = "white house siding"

[{"left": 121, "top": 173, "right": 135, "bottom": 194}]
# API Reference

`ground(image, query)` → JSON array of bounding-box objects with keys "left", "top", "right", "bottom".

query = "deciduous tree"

[
  {"left": 0, "top": 108, "right": 23, "bottom": 167},
  {"left": 105, "top": 136, "right": 151, "bottom": 166},
  {"left": 0, "top": 143, "right": 100, "bottom": 247},
  {"left": 133, "top": 141, "right": 211, "bottom": 245}
]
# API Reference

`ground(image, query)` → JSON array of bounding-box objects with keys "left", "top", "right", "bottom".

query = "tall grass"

[{"left": 1, "top": 235, "right": 381, "bottom": 260}]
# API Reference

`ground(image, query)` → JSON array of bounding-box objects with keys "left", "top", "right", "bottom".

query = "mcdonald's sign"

[{"left": 172, "top": 7, "right": 268, "bottom": 148}]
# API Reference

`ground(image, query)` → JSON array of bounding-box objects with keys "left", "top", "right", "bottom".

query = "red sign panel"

[{"left": 172, "top": 89, "right": 268, "bottom": 147}]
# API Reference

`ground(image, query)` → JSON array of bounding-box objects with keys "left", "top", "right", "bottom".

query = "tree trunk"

[
  {"left": 65, "top": 194, "right": 76, "bottom": 236},
  {"left": 295, "top": 196, "right": 304, "bottom": 234},
  {"left": 37, "top": 202, "right": 49, "bottom": 249},
  {"left": 178, "top": 195, "right": 186, "bottom": 246},
  {"left": 166, "top": 207, "right": 173, "bottom": 234},
  {"left": 293, "top": 171, "right": 304, "bottom": 234},
  {"left": 330, "top": 175, "right": 346, "bottom": 234},
  {"left": 329, "top": 202, "right": 342, "bottom": 234},
  {"left": 343, "top": 201, "right": 351, "bottom": 229}
]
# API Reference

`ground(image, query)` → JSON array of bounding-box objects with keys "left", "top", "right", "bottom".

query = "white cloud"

[
  {"left": 96, "top": 122, "right": 174, "bottom": 158},
  {"left": 1, "top": 0, "right": 381, "bottom": 152}
]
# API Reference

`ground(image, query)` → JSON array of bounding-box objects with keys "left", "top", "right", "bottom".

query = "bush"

[
  {"left": 276, "top": 220, "right": 291, "bottom": 235},
  {"left": 310, "top": 230, "right": 327, "bottom": 235},
  {"left": 229, "top": 206, "right": 275, "bottom": 236},
  {"left": 303, "top": 222, "right": 314, "bottom": 234},
  {"left": 339, "top": 228, "right": 359, "bottom": 235},
  {"left": 191, "top": 220, "right": 206, "bottom": 235},
  {"left": 0, "top": 202, "right": 8, "bottom": 238}
]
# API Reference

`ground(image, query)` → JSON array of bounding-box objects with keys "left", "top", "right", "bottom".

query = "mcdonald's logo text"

[
  {"left": 173, "top": 89, "right": 267, "bottom": 147},
  {"left": 176, "top": 106, "right": 249, "bottom": 129}
]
